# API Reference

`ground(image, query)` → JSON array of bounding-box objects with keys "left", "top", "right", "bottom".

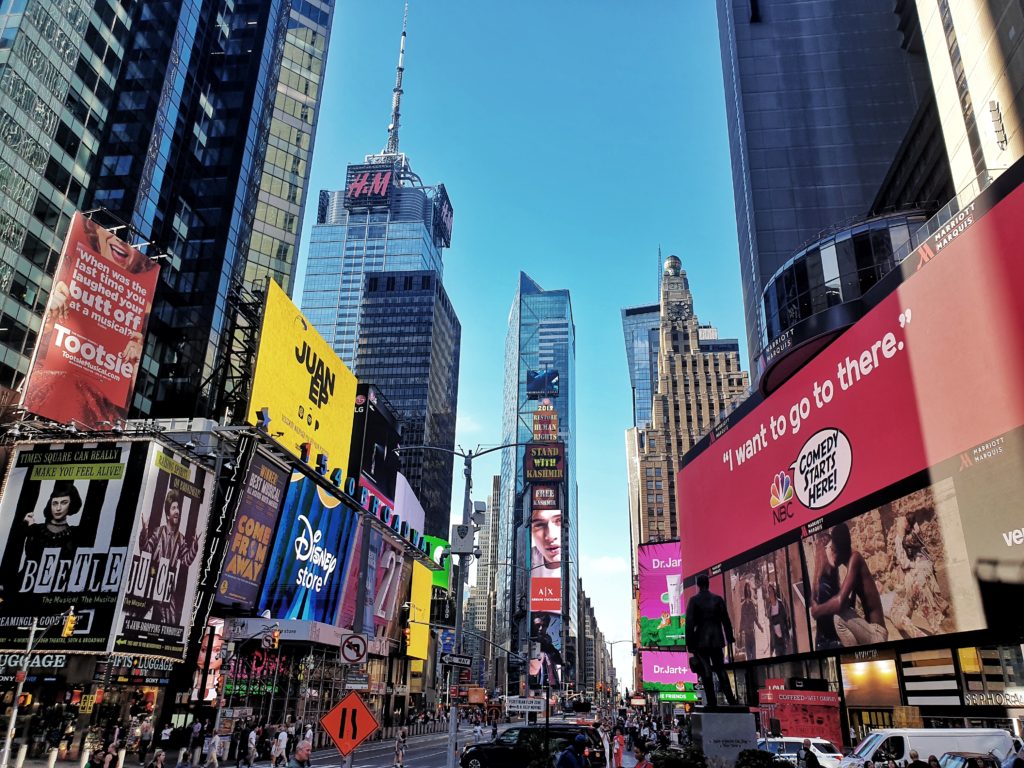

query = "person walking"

[
  {"left": 139, "top": 720, "right": 155, "bottom": 766},
  {"left": 205, "top": 734, "right": 221, "bottom": 768},
  {"left": 286, "top": 741, "right": 311, "bottom": 768},
  {"left": 473, "top": 722, "right": 482, "bottom": 744},
  {"left": 556, "top": 734, "right": 590, "bottom": 768},
  {"left": 144, "top": 750, "right": 166, "bottom": 768},
  {"left": 245, "top": 728, "right": 257, "bottom": 768},
  {"left": 613, "top": 728, "right": 625, "bottom": 768},
  {"left": 272, "top": 728, "right": 288, "bottom": 768},
  {"left": 798, "top": 739, "right": 821, "bottom": 768},
  {"left": 393, "top": 731, "right": 407, "bottom": 768}
]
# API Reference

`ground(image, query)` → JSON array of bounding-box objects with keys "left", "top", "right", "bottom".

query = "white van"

[
  {"left": 759, "top": 737, "right": 844, "bottom": 768},
  {"left": 841, "top": 730, "right": 1015, "bottom": 768}
]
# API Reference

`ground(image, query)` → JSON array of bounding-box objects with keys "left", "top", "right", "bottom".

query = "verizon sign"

[{"left": 344, "top": 164, "right": 393, "bottom": 208}]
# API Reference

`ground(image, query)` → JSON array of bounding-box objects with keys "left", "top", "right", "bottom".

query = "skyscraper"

[
  {"left": 496, "top": 273, "right": 578, "bottom": 691},
  {"left": 717, "top": 0, "right": 933, "bottom": 376},
  {"left": 354, "top": 270, "right": 460, "bottom": 536},
  {"left": 300, "top": 7, "right": 460, "bottom": 537},
  {"left": 0, "top": 1, "right": 333, "bottom": 418},
  {"left": 624, "top": 255, "right": 749, "bottom": 689},
  {"left": 621, "top": 305, "right": 660, "bottom": 430}
]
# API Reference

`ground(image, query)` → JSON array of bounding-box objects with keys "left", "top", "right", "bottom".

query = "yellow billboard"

[
  {"left": 408, "top": 561, "right": 432, "bottom": 660},
  {"left": 248, "top": 280, "right": 357, "bottom": 473}
]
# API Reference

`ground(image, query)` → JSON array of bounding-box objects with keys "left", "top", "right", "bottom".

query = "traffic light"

[
  {"left": 402, "top": 626, "right": 411, "bottom": 648},
  {"left": 270, "top": 629, "right": 280, "bottom": 649},
  {"left": 61, "top": 611, "right": 77, "bottom": 638}
]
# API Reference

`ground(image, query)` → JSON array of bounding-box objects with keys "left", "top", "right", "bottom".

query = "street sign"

[
  {"left": 505, "top": 697, "right": 545, "bottom": 713},
  {"left": 320, "top": 691, "right": 379, "bottom": 757},
  {"left": 439, "top": 629, "right": 456, "bottom": 653},
  {"left": 440, "top": 653, "right": 472, "bottom": 668},
  {"left": 339, "top": 632, "right": 368, "bottom": 664}
]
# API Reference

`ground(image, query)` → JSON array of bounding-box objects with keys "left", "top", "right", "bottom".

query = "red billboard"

[
  {"left": 530, "top": 576, "right": 561, "bottom": 611},
  {"left": 344, "top": 163, "right": 393, "bottom": 209},
  {"left": 680, "top": 165, "right": 1024, "bottom": 577},
  {"left": 679, "top": 162, "right": 1024, "bottom": 653},
  {"left": 21, "top": 212, "right": 160, "bottom": 428},
  {"left": 524, "top": 442, "right": 565, "bottom": 483}
]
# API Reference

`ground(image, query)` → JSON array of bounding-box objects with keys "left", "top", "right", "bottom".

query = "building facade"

[
  {"left": 717, "top": 0, "right": 933, "bottom": 378},
  {"left": 624, "top": 255, "right": 749, "bottom": 689},
  {"left": 353, "top": 269, "right": 460, "bottom": 537},
  {"left": 496, "top": 273, "right": 578, "bottom": 694},
  {"left": 621, "top": 304, "right": 660, "bottom": 430}
]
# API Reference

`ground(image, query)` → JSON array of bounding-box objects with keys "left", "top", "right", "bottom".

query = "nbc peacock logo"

[{"left": 770, "top": 471, "right": 794, "bottom": 508}]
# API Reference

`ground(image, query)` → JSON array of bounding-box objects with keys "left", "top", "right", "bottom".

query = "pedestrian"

[
  {"left": 272, "top": 728, "right": 288, "bottom": 768},
  {"left": 393, "top": 731, "right": 407, "bottom": 768},
  {"left": 909, "top": 751, "right": 929, "bottom": 768},
  {"left": 798, "top": 740, "right": 821, "bottom": 768},
  {"left": 556, "top": 734, "right": 590, "bottom": 768},
  {"left": 205, "top": 733, "right": 221, "bottom": 768},
  {"left": 161, "top": 725, "right": 173, "bottom": 753},
  {"left": 287, "top": 741, "right": 311, "bottom": 768},
  {"left": 303, "top": 724, "right": 312, "bottom": 745},
  {"left": 246, "top": 727, "right": 257, "bottom": 768},
  {"left": 139, "top": 720, "right": 155, "bottom": 766},
  {"left": 473, "top": 722, "right": 482, "bottom": 743},
  {"left": 635, "top": 751, "right": 654, "bottom": 768},
  {"left": 613, "top": 727, "right": 625, "bottom": 768},
  {"left": 491, "top": 721, "right": 498, "bottom": 741},
  {"left": 145, "top": 750, "right": 166, "bottom": 768}
]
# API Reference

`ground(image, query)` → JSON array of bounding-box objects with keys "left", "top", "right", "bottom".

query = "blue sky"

[{"left": 293, "top": 0, "right": 746, "bottom": 691}]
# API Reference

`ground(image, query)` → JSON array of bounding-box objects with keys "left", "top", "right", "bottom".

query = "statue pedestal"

[{"left": 691, "top": 709, "right": 757, "bottom": 767}]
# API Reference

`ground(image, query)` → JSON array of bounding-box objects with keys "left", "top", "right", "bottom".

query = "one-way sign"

[{"left": 440, "top": 653, "right": 472, "bottom": 668}]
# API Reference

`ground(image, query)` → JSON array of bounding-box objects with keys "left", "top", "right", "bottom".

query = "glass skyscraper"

[
  {"left": 621, "top": 304, "right": 660, "bottom": 429},
  {"left": 354, "top": 268, "right": 460, "bottom": 537},
  {"left": 496, "top": 272, "right": 578, "bottom": 689},
  {"left": 302, "top": 152, "right": 459, "bottom": 537},
  {"left": 0, "top": 0, "right": 334, "bottom": 419}
]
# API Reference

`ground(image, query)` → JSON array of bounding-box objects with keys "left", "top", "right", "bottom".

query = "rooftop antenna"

[{"left": 385, "top": 3, "right": 409, "bottom": 155}]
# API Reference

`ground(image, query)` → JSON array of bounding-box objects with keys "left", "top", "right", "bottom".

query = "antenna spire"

[{"left": 385, "top": 3, "right": 409, "bottom": 155}]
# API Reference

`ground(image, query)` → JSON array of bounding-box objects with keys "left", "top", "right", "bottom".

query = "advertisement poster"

[
  {"left": 531, "top": 485, "right": 558, "bottom": 510},
  {"left": 248, "top": 280, "right": 357, "bottom": 470},
  {"left": 423, "top": 535, "right": 455, "bottom": 628},
  {"left": 117, "top": 443, "right": 214, "bottom": 660},
  {"left": 524, "top": 443, "right": 565, "bottom": 483},
  {"left": 21, "top": 212, "right": 160, "bottom": 428},
  {"left": 637, "top": 542, "right": 686, "bottom": 648},
  {"left": 800, "top": 478, "right": 982, "bottom": 651},
  {"left": 191, "top": 618, "right": 225, "bottom": 702},
  {"left": 257, "top": 473, "right": 361, "bottom": 624},
  {"left": 532, "top": 401, "right": 559, "bottom": 442},
  {"left": 641, "top": 650, "right": 699, "bottom": 693},
  {"left": 529, "top": 611, "right": 562, "bottom": 689},
  {"left": 529, "top": 506, "right": 562, "bottom": 578},
  {"left": 679, "top": 167, "right": 1024, "bottom": 578},
  {"left": 530, "top": 577, "right": 561, "bottom": 612},
  {"left": 408, "top": 562, "right": 432, "bottom": 660},
  {"left": 0, "top": 441, "right": 150, "bottom": 652},
  {"left": 215, "top": 453, "right": 288, "bottom": 610},
  {"left": 371, "top": 536, "right": 407, "bottom": 638}
]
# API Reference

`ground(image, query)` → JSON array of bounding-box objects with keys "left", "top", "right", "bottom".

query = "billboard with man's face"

[
  {"left": 0, "top": 441, "right": 151, "bottom": 652},
  {"left": 21, "top": 212, "right": 160, "bottom": 429}
]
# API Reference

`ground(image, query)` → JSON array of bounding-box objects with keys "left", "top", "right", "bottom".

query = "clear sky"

[{"left": 293, "top": 0, "right": 747, "bottom": 693}]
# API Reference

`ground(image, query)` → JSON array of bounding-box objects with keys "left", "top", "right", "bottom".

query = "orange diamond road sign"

[{"left": 321, "top": 691, "right": 379, "bottom": 757}]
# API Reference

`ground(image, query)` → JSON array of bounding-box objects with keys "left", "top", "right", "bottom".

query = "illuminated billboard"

[
  {"left": 641, "top": 650, "right": 699, "bottom": 697},
  {"left": 408, "top": 562, "right": 432, "bottom": 659},
  {"left": 215, "top": 453, "right": 288, "bottom": 611},
  {"left": 532, "top": 401, "right": 559, "bottom": 442},
  {"left": 524, "top": 443, "right": 565, "bottom": 483},
  {"left": 344, "top": 163, "right": 394, "bottom": 209},
  {"left": 248, "top": 280, "right": 357, "bottom": 471},
  {"left": 431, "top": 183, "right": 454, "bottom": 248},
  {"left": 257, "top": 473, "right": 361, "bottom": 624},
  {"left": 21, "top": 212, "right": 160, "bottom": 429},
  {"left": 679, "top": 161, "right": 1024, "bottom": 652},
  {"left": 348, "top": 383, "right": 401, "bottom": 509},
  {"left": 637, "top": 542, "right": 685, "bottom": 648},
  {"left": 526, "top": 369, "right": 559, "bottom": 399}
]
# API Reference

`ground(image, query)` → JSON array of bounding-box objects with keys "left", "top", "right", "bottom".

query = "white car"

[{"left": 758, "top": 737, "right": 844, "bottom": 768}]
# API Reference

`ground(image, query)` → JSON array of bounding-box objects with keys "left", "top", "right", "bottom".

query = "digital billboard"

[
  {"left": 349, "top": 383, "right": 401, "bottom": 508},
  {"left": 408, "top": 562, "right": 432, "bottom": 659},
  {"left": 637, "top": 542, "right": 686, "bottom": 648},
  {"left": 256, "top": 473, "right": 361, "bottom": 624},
  {"left": 679, "top": 159, "right": 1024, "bottom": 654},
  {"left": 116, "top": 443, "right": 215, "bottom": 660},
  {"left": 529, "top": 506, "right": 562, "bottom": 578},
  {"left": 524, "top": 443, "right": 565, "bottom": 483},
  {"left": 640, "top": 650, "right": 699, "bottom": 696},
  {"left": 526, "top": 369, "right": 559, "bottom": 399},
  {"left": 532, "top": 401, "right": 559, "bottom": 442},
  {"left": 248, "top": 280, "right": 357, "bottom": 471},
  {"left": 423, "top": 535, "right": 456, "bottom": 628},
  {"left": 0, "top": 441, "right": 151, "bottom": 652},
  {"left": 21, "top": 212, "right": 160, "bottom": 429},
  {"left": 431, "top": 183, "right": 454, "bottom": 248},
  {"left": 215, "top": 453, "right": 288, "bottom": 611},
  {"left": 531, "top": 485, "right": 558, "bottom": 509},
  {"left": 529, "top": 611, "right": 562, "bottom": 689}
]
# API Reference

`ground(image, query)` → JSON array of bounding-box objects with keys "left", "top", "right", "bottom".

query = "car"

[
  {"left": 460, "top": 724, "right": 606, "bottom": 768},
  {"left": 940, "top": 752, "right": 1002, "bottom": 768},
  {"left": 758, "top": 737, "right": 844, "bottom": 768}
]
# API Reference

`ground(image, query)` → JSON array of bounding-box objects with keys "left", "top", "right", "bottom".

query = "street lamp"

[{"left": 604, "top": 640, "right": 632, "bottom": 706}]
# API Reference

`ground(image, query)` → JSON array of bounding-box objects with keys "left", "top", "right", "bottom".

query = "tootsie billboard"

[{"left": 679, "top": 160, "right": 1024, "bottom": 651}]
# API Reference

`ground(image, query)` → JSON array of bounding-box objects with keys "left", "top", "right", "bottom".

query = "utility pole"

[{"left": 0, "top": 618, "right": 37, "bottom": 768}]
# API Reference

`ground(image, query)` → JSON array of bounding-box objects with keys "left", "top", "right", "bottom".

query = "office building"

[
  {"left": 354, "top": 270, "right": 460, "bottom": 536},
  {"left": 301, "top": 10, "right": 459, "bottom": 536},
  {"left": 496, "top": 273, "right": 578, "bottom": 692},
  {"left": 717, "top": 0, "right": 936, "bottom": 380},
  {"left": 621, "top": 304, "right": 660, "bottom": 430},
  {"left": 466, "top": 475, "right": 502, "bottom": 691}
]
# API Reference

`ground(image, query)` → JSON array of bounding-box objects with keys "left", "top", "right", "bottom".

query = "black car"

[{"left": 460, "top": 724, "right": 606, "bottom": 768}]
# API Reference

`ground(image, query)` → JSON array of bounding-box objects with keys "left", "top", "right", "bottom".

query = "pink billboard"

[
  {"left": 641, "top": 650, "right": 698, "bottom": 693},
  {"left": 637, "top": 541, "right": 685, "bottom": 648}
]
